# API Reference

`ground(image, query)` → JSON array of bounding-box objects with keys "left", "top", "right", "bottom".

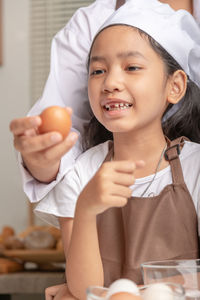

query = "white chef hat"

[{"left": 96, "top": 0, "right": 200, "bottom": 88}]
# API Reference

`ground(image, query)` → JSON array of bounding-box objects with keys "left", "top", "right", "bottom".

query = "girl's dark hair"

[{"left": 83, "top": 26, "right": 200, "bottom": 150}]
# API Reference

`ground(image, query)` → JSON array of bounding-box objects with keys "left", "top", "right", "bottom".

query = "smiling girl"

[{"left": 36, "top": 0, "right": 200, "bottom": 299}]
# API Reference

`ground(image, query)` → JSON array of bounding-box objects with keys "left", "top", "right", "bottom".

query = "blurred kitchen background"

[{"left": 0, "top": 0, "right": 93, "bottom": 234}]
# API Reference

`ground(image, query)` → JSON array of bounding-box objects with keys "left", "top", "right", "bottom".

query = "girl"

[
  {"left": 37, "top": 0, "right": 200, "bottom": 299},
  {"left": 10, "top": 0, "right": 199, "bottom": 203}
]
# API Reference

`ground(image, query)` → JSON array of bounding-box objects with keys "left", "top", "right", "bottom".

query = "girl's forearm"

[{"left": 66, "top": 206, "right": 104, "bottom": 300}]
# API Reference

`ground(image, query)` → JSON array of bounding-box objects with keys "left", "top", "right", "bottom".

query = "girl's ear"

[{"left": 167, "top": 70, "right": 187, "bottom": 104}]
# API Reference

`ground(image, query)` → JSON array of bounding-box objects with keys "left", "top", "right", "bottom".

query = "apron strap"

[{"left": 164, "top": 136, "right": 188, "bottom": 185}]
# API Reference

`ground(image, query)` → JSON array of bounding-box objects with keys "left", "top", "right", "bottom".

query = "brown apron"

[{"left": 97, "top": 137, "right": 199, "bottom": 286}]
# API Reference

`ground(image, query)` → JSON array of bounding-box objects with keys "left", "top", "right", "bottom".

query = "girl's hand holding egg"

[{"left": 10, "top": 105, "right": 77, "bottom": 183}]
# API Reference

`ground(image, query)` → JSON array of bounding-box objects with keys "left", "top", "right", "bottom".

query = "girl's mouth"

[{"left": 103, "top": 102, "right": 133, "bottom": 111}]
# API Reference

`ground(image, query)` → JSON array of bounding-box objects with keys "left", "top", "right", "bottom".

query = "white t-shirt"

[
  {"left": 19, "top": 0, "right": 200, "bottom": 203},
  {"left": 35, "top": 140, "right": 200, "bottom": 231}
]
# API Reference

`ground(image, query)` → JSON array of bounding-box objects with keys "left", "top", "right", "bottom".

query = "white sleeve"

[
  {"left": 17, "top": 137, "right": 82, "bottom": 203},
  {"left": 34, "top": 166, "right": 82, "bottom": 229}
]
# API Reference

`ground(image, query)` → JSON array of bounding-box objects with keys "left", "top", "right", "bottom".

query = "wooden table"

[{"left": 0, "top": 271, "right": 65, "bottom": 299}]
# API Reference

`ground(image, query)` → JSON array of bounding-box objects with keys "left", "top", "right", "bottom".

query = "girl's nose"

[{"left": 102, "top": 70, "right": 124, "bottom": 94}]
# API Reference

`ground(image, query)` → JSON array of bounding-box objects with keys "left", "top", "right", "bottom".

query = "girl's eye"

[
  {"left": 90, "top": 69, "right": 105, "bottom": 76},
  {"left": 127, "top": 66, "right": 141, "bottom": 71}
]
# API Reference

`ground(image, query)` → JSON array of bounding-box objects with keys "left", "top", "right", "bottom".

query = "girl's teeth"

[{"left": 104, "top": 103, "right": 132, "bottom": 111}]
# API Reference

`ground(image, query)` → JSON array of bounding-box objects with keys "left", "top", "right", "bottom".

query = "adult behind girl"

[{"left": 36, "top": 0, "right": 200, "bottom": 299}]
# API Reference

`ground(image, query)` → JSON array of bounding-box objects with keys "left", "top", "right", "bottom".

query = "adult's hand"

[{"left": 9, "top": 108, "right": 78, "bottom": 183}]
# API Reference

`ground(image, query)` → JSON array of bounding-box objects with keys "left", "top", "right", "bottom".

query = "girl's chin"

[{"left": 105, "top": 125, "right": 134, "bottom": 134}]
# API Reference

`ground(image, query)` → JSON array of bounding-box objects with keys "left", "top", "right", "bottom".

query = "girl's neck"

[
  {"left": 113, "top": 129, "right": 168, "bottom": 178},
  {"left": 160, "top": 0, "right": 193, "bottom": 14},
  {"left": 113, "top": 129, "right": 165, "bottom": 159}
]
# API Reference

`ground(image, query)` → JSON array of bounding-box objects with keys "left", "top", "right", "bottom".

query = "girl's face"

[{"left": 88, "top": 26, "right": 171, "bottom": 134}]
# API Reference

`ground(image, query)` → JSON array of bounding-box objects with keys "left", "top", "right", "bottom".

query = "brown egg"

[
  {"left": 110, "top": 292, "right": 143, "bottom": 300},
  {"left": 38, "top": 106, "right": 71, "bottom": 138}
]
